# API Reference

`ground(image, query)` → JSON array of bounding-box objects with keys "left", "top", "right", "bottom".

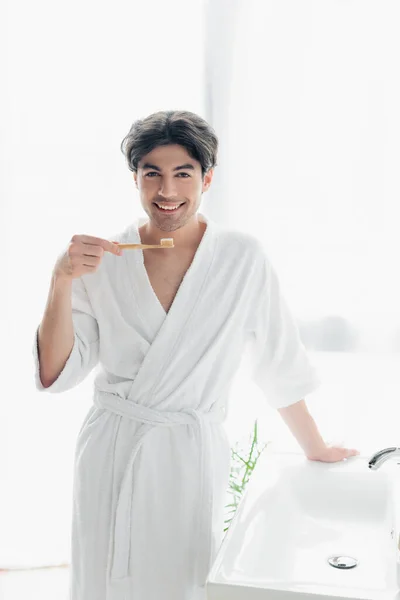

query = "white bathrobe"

[{"left": 32, "top": 212, "right": 320, "bottom": 600}]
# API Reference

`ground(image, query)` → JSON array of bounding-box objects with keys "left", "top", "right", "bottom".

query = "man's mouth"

[{"left": 153, "top": 202, "right": 185, "bottom": 213}]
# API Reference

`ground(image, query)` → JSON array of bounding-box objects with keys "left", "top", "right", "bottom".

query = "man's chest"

[{"left": 143, "top": 250, "right": 197, "bottom": 314}]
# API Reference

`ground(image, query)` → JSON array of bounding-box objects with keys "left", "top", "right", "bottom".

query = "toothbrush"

[{"left": 114, "top": 238, "right": 174, "bottom": 250}]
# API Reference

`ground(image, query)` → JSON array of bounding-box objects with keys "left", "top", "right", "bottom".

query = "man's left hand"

[{"left": 307, "top": 446, "right": 360, "bottom": 463}]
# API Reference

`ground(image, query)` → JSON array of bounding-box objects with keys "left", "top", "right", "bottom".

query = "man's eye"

[{"left": 144, "top": 172, "right": 190, "bottom": 178}]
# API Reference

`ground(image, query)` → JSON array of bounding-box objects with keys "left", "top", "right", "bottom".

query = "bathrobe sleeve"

[
  {"left": 32, "top": 275, "right": 100, "bottom": 393},
  {"left": 247, "top": 253, "right": 321, "bottom": 409}
]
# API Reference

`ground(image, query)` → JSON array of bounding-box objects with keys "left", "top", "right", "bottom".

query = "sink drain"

[{"left": 328, "top": 556, "right": 358, "bottom": 569}]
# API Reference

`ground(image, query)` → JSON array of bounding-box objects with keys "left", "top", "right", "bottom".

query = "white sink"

[{"left": 207, "top": 450, "right": 400, "bottom": 600}]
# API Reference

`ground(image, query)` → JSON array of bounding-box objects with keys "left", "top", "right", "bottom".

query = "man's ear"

[
  {"left": 133, "top": 172, "right": 138, "bottom": 188},
  {"left": 202, "top": 167, "right": 214, "bottom": 192}
]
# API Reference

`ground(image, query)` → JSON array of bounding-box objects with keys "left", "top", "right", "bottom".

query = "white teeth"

[{"left": 156, "top": 203, "right": 182, "bottom": 210}]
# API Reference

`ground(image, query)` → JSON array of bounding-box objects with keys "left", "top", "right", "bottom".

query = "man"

[{"left": 33, "top": 110, "right": 359, "bottom": 600}]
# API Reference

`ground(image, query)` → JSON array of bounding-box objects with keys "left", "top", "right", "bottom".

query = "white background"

[{"left": 2, "top": 0, "right": 400, "bottom": 569}]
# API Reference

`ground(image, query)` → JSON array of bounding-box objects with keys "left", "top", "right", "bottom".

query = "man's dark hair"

[{"left": 120, "top": 110, "right": 218, "bottom": 177}]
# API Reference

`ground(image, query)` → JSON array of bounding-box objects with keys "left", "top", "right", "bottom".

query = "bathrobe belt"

[{"left": 93, "top": 389, "right": 226, "bottom": 586}]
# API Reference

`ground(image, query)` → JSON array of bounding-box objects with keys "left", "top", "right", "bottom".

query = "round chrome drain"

[{"left": 328, "top": 556, "right": 358, "bottom": 569}]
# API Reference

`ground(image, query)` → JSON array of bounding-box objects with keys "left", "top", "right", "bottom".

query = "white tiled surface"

[{"left": 0, "top": 567, "right": 70, "bottom": 600}]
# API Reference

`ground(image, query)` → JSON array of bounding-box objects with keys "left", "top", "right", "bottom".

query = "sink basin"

[{"left": 207, "top": 450, "right": 400, "bottom": 600}]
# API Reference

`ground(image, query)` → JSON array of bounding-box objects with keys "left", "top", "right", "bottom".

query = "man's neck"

[{"left": 139, "top": 214, "right": 206, "bottom": 251}]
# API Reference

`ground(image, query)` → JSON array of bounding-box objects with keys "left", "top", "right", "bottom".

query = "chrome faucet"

[{"left": 368, "top": 447, "right": 400, "bottom": 470}]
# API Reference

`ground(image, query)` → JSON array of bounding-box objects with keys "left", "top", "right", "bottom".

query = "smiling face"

[{"left": 133, "top": 144, "right": 214, "bottom": 233}]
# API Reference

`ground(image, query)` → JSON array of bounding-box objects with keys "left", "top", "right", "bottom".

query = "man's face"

[{"left": 134, "top": 144, "right": 213, "bottom": 232}]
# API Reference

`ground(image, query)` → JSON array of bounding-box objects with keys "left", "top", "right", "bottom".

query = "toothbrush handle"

[{"left": 116, "top": 243, "right": 168, "bottom": 250}]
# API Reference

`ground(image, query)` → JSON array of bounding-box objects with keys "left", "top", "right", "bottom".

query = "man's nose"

[{"left": 158, "top": 177, "right": 178, "bottom": 198}]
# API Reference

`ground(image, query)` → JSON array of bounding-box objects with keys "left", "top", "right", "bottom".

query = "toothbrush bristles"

[{"left": 160, "top": 238, "right": 174, "bottom": 247}]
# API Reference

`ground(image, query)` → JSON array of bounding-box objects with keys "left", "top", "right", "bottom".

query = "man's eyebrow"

[{"left": 141, "top": 163, "right": 195, "bottom": 171}]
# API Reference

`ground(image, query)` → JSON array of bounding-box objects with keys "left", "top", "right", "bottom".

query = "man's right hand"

[{"left": 53, "top": 234, "right": 122, "bottom": 281}]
